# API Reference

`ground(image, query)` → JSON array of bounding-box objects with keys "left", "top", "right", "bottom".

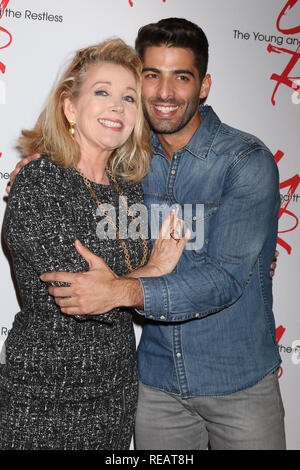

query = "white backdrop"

[{"left": 0, "top": 0, "right": 299, "bottom": 450}]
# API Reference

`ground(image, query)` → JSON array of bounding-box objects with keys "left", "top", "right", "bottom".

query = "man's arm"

[
  {"left": 135, "top": 147, "right": 280, "bottom": 322},
  {"left": 42, "top": 244, "right": 145, "bottom": 315}
]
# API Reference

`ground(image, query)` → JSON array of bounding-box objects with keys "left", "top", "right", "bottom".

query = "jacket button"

[
  {"left": 176, "top": 352, "right": 182, "bottom": 358},
  {"left": 160, "top": 315, "right": 166, "bottom": 320}
]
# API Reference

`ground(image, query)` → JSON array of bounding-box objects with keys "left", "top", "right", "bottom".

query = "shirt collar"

[{"left": 150, "top": 105, "right": 221, "bottom": 160}]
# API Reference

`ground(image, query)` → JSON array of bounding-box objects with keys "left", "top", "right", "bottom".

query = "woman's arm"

[{"left": 126, "top": 210, "right": 190, "bottom": 278}]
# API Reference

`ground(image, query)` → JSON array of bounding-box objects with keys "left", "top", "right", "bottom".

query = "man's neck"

[{"left": 156, "top": 112, "right": 203, "bottom": 161}]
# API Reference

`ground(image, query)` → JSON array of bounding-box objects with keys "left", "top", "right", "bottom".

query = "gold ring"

[{"left": 170, "top": 231, "right": 180, "bottom": 242}]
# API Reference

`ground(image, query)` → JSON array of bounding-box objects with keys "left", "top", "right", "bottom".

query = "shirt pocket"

[{"left": 183, "top": 201, "right": 219, "bottom": 257}]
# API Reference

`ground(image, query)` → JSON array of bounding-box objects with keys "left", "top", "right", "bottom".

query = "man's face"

[{"left": 141, "top": 46, "right": 210, "bottom": 136}]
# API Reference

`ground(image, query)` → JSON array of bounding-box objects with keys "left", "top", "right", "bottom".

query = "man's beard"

[{"left": 142, "top": 94, "right": 200, "bottom": 135}]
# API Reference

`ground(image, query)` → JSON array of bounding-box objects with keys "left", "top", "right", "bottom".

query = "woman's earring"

[{"left": 69, "top": 120, "right": 75, "bottom": 137}]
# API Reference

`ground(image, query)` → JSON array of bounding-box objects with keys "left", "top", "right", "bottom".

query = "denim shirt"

[{"left": 137, "top": 106, "right": 281, "bottom": 397}]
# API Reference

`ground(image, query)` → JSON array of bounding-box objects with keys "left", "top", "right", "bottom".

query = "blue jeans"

[{"left": 135, "top": 372, "right": 286, "bottom": 450}]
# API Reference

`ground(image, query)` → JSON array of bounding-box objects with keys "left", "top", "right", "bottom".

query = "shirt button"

[
  {"left": 192, "top": 216, "right": 197, "bottom": 221},
  {"left": 174, "top": 154, "right": 177, "bottom": 160},
  {"left": 176, "top": 352, "right": 182, "bottom": 358},
  {"left": 171, "top": 169, "right": 176, "bottom": 175},
  {"left": 160, "top": 315, "right": 166, "bottom": 320}
]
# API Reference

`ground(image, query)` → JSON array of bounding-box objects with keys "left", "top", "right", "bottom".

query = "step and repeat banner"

[{"left": 0, "top": 0, "right": 299, "bottom": 450}]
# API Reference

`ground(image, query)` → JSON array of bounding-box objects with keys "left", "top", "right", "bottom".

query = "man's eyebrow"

[
  {"left": 142, "top": 67, "right": 195, "bottom": 78},
  {"left": 173, "top": 69, "right": 195, "bottom": 78},
  {"left": 142, "top": 67, "right": 161, "bottom": 74}
]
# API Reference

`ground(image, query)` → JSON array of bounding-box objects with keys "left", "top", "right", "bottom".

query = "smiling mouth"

[
  {"left": 98, "top": 119, "right": 123, "bottom": 130},
  {"left": 152, "top": 104, "right": 179, "bottom": 117},
  {"left": 155, "top": 105, "right": 179, "bottom": 112}
]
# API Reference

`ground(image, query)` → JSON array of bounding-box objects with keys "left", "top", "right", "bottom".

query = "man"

[{"left": 8, "top": 18, "right": 284, "bottom": 450}]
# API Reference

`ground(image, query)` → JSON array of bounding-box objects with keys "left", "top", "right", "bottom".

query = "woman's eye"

[
  {"left": 123, "top": 95, "right": 135, "bottom": 103},
  {"left": 95, "top": 90, "right": 108, "bottom": 96}
]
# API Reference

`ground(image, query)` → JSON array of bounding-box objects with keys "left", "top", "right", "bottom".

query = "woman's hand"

[
  {"left": 128, "top": 210, "right": 191, "bottom": 278},
  {"left": 6, "top": 154, "right": 40, "bottom": 194}
]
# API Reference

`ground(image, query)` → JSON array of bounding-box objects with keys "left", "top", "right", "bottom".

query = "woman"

[{"left": 0, "top": 39, "right": 186, "bottom": 450}]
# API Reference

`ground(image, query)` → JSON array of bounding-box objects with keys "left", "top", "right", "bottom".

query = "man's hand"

[
  {"left": 6, "top": 154, "right": 41, "bottom": 194},
  {"left": 270, "top": 250, "right": 279, "bottom": 279},
  {"left": 40, "top": 240, "right": 144, "bottom": 315}
]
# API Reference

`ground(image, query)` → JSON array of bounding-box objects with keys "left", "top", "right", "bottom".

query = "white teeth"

[
  {"left": 99, "top": 119, "right": 122, "bottom": 128},
  {"left": 155, "top": 106, "right": 178, "bottom": 113}
]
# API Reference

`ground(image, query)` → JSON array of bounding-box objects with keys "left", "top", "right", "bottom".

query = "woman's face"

[{"left": 64, "top": 62, "right": 138, "bottom": 155}]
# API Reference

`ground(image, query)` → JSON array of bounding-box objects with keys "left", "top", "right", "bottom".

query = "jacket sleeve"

[
  {"left": 137, "top": 148, "right": 280, "bottom": 322},
  {"left": 4, "top": 160, "right": 87, "bottom": 276}
]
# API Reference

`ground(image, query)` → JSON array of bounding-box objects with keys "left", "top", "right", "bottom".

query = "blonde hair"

[{"left": 18, "top": 38, "right": 151, "bottom": 182}]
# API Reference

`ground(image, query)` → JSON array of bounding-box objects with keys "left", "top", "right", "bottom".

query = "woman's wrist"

[{"left": 126, "top": 262, "right": 164, "bottom": 279}]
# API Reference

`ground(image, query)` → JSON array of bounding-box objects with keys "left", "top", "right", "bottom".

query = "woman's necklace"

[{"left": 77, "top": 167, "right": 148, "bottom": 273}]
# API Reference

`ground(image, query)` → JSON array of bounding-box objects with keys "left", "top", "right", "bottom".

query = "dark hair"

[{"left": 135, "top": 17, "right": 209, "bottom": 80}]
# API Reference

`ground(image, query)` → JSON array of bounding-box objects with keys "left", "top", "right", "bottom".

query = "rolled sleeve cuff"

[{"left": 136, "top": 276, "right": 170, "bottom": 321}]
